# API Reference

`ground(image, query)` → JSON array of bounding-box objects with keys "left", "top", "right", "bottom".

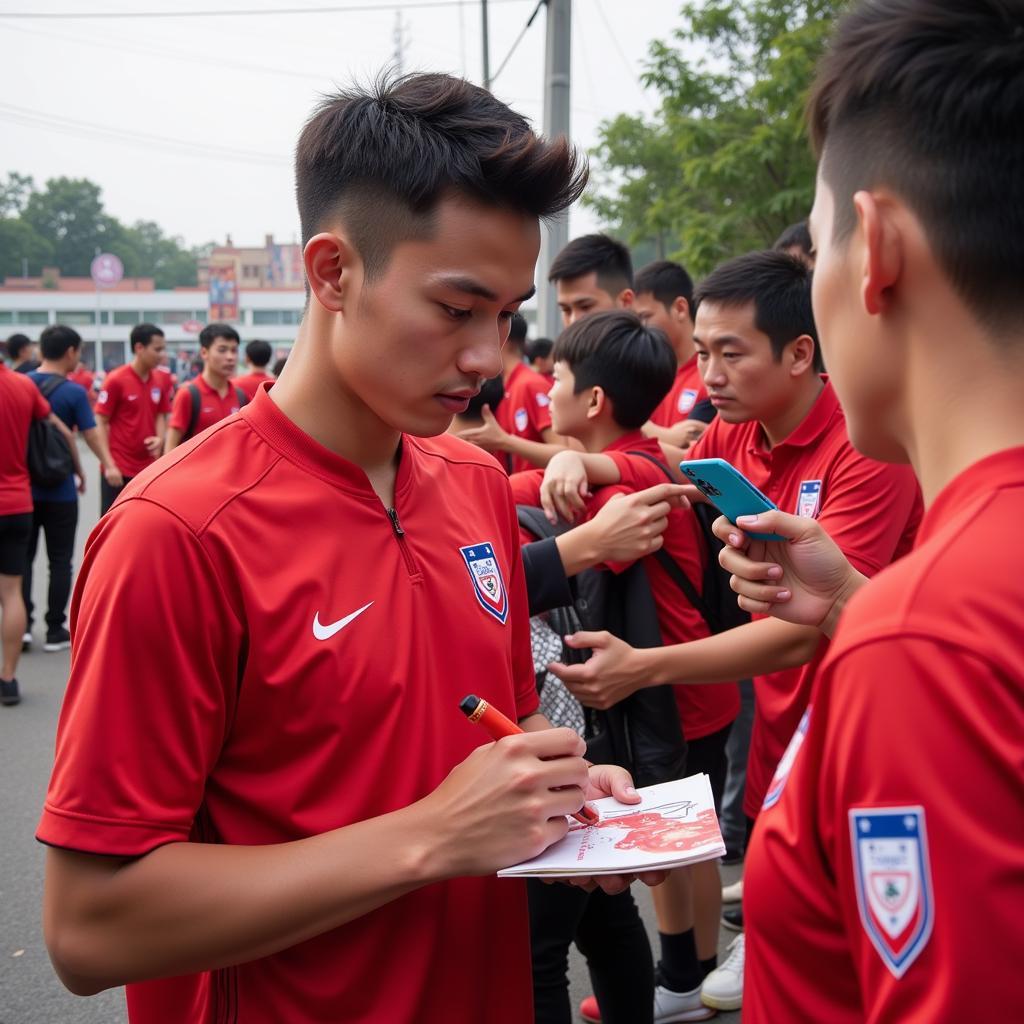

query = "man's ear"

[
  {"left": 303, "top": 231, "right": 361, "bottom": 313},
  {"left": 672, "top": 296, "right": 691, "bottom": 324},
  {"left": 786, "top": 334, "right": 818, "bottom": 377},
  {"left": 617, "top": 288, "right": 636, "bottom": 309},
  {"left": 853, "top": 189, "right": 902, "bottom": 317},
  {"left": 586, "top": 385, "right": 607, "bottom": 420}
]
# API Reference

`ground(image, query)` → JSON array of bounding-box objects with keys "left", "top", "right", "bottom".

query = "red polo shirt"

[
  {"left": 95, "top": 364, "right": 174, "bottom": 478},
  {"left": 168, "top": 374, "right": 246, "bottom": 438},
  {"left": 496, "top": 361, "right": 554, "bottom": 474},
  {"left": 0, "top": 365, "right": 51, "bottom": 515},
  {"left": 67, "top": 367, "right": 95, "bottom": 401},
  {"left": 234, "top": 370, "right": 275, "bottom": 401},
  {"left": 745, "top": 446, "right": 1024, "bottom": 1023},
  {"left": 687, "top": 382, "right": 922, "bottom": 815},
  {"left": 39, "top": 387, "right": 537, "bottom": 1024},
  {"left": 649, "top": 354, "right": 707, "bottom": 428}
]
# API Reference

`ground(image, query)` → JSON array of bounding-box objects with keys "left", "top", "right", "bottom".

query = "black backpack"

[
  {"left": 184, "top": 383, "right": 248, "bottom": 441},
  {"left": 26, "top": 376, "right": 75, "bottom": 488}
]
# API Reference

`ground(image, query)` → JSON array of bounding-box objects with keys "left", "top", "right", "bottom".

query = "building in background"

[{"left": 198, "top": 234, "right": 305, "bottom": 292}]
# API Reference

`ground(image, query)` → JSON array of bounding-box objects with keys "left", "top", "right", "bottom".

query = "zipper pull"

[{"left": 386, "top": 507, "right": 405, "bottom": 538}]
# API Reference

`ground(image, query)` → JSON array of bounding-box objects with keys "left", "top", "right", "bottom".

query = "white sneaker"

[
  {"left": 721, "top": 878, "right": 743, "bottom": 903},
  {"left": 701, "top": 934, "right": 744, "bottom": 1011},
  {"left": 654, "top": 982, "right": 717, "bottom": 1021}
]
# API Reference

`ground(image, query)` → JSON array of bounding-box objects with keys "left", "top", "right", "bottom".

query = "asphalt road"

[{"left": 0, "top": 444, "right": 742, "bottom": 1023}]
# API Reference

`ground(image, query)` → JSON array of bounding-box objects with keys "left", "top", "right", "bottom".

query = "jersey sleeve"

[
  {"left": 508, "top": 469, "right": 544, "bottom": 507},
  {"left": 814, "top": 635, "right": 1024, "bottom": 1020},
  {"left": 71, "top": 383, "right": 96, "bottom": 431},
  {"left": 32, "top": 385, "right": 51, "bottom": 420},
  {"left": 38, "top": 499, "right": 244, "bottom": 856},
  {"left": 503, "top": 492, "right": 540, "bottom": 721},
  {"left": 524, "top": 376, "right": 553, "bottom": 436},
  {"left": 159, "top": 377, "right": 174, "bottom": 414},
  {"left": 168, "top": 386, "right": 192, "bottom": 433},
  {"left": 94, "top": 374, "right": 119, "bottom": 417}
]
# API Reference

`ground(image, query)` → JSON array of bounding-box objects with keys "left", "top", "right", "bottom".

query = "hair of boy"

[
  {"left": 773, "top": 221, "right": 813, "bottom": 257},
  {"left": 525, "top": 336, "right": 554, "bottom": 362},
  {"left": 547, "top": 233, "right": 634, "bottom": 295},
  {"left": 272, "top": 356, "right": 288, "bottom": 378},
  {"left": 40, "top": 324, "right": 82, "bottom": 362},
  {"left": 6, "top": 333, "right": 32, "bottom": 361},
  {"left": 462, "top": 373, "right": 506, "bottom": 423},
  {"left": 245, "top": 338, "right": 273, "bottom": 367},
  {"left": 294, "top": 72, "right": 588, "bottom": 283},
  {"left": 199, "top": 323, "right": 241, "bottom": 350},
  {"left": 807, "top": 0, "right": 1024, "bottom": 335},
  {"left": 130, "top": 323, "right": 165, "bottom": 352},
  {"left": 693, "top": 251, "right": 822, "bottom": 372},
  {"left": 553, "top": 310, "right": 676, "bottom": 430},
  {"left": 507, "top": 311, "right": 529, "bottom": 349},
  {"left": 634, "top": 259, "right": 695, "bottom": 321}
]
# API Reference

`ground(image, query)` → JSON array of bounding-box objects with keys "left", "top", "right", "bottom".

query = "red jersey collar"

[
  {"left": 240, "top": 383, "right": 415, "bottom": 501},
  {"left": 603, "top": 430, "right": 654, "bottom": 454},
  {"left": 194, "top": 374, "right": 231, "bottom": 399},
  {"left": 748, "top": 379, "right": 840, "bottom": 457}
]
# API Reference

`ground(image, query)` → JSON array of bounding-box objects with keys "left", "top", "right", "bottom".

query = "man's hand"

[
  {"left": 103, "top": 464, "right": 124, "bottom": 488},
  {"left": 712, "top": 510, "right": 868, "bottom": 637},
  {"left": 457, "top": 405, "right": 510, "bottom": 454},
  {"left": 664, "top": 419, "right": 708, "bottom": 450},
  {"left": 143, "top": 435, "right": 163, "bottom": 458},
  {"left": 541, "top": 449, "right": 590, "bottom": 524},
  {"left": 585, "top": 484, "right": 690, "bottom": 563},
  {"left": 547, "top": 631, "right": 647, "bottom": 710}
]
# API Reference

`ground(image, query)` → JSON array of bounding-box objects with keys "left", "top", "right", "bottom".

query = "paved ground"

[{"left": 1, "top": 445, "right": 743, "bottom": 1023}]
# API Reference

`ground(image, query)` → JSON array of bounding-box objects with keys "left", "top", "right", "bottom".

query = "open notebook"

[{"left": 498, "top": 774, "right": 725, "bottom": 878}]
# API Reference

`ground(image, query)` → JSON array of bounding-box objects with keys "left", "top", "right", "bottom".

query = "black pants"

[
  {"left": 100, "top": 475, "right": 133, "bottom": 517},
  {"left": 528, "top": 880, "right": 654, "bottom": 1024},
  {"left": 23, "top": 500, "right": 78, "bottom": 633}
]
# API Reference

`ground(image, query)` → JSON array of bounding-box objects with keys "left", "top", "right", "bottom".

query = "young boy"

[
  {"left": 512, "top": 310, "right": 739, "bottom": 1024},
  {"left": 38, "top": 72, "right": 652, "bottom": 1024},
  {"left": 711, "top": 2, "right": 1024, "bottom": 1019},
  {"left": 525, "top": 335, "right": 555, "bottom": 382}
]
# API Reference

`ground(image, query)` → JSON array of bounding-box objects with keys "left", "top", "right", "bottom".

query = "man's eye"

[{"left": 442, "top": 304, "right": 471, "bottom": 320}]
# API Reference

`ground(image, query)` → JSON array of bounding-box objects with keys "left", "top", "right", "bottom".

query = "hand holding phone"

[{"left": 679, "top": 458, "right": 787, "bottom": 541}]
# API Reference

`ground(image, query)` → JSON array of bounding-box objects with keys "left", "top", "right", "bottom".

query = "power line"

[{"left": 490, "top": 0, "right": 545, "bottom": 87}]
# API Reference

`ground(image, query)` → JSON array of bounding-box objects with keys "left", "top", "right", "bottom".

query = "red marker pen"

[{"left": 459, "top": 694, "right": 599, "bottom": 827}]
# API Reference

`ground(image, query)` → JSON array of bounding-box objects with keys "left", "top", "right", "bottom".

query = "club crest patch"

[
  {"left": 459, "top": 542, "right": 509, "bottom": 624},
  {"left": 514, "top": 407, "right": 529, "bottom": 432},
  {"left": 677, "top": 388, "right": 698, "bottom": 414},
  {"left": 849, "top": 806, "right": 934, "bottom": 978},
  {"left": 762, "top": 708, "right": 810, "bottom": 810},
  {"left": 797, "top": 479, "right": 822, "bottom": 518},
  {"left": 151, "top": 387, "right": 162, "bottom": 404},
  {"left": 535, "top": 392, "right": 551, "bottom": 407}
]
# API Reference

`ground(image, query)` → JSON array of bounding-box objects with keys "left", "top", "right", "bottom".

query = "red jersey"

[
  {"left": 687, "top": 382, "right": 922, "bottom": 815},
  {"left": 496, "top": 361, "right": 553, "bottom": 474},
  {"left": 234, "top": 370, "right": 275, "bottom": 401},
  {"left": 514, "top": 432, "right": 739, "bottom": 740},
  {"left": 67, "top": 367, "right": 95, "bottom": 401},
  {"left": 38, "top": 387, "right": 537, "bottom": 1024},
  {"left": 0, "top": 365, "right": 51, "bottom": 515},
  {"left": 649, "top": 354, "right": 707, "bottom": 428},
  {"left": 745, "top": 447, "right": 1024, "bottom": 1022},
  {"left": 169, "top": 374, "right": 245, "bottom": 438},
  {"left": 95, "top": 364, "right": 174, "bottom": 478}
]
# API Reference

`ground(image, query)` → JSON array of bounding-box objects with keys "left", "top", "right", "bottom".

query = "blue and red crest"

[
  {"left": 762, "top": 708, "right": 810, "bottom": 810},
  {"left": 849, "top": 806, "right": 934, "bottom": 978},
  {"left": 459, "top": 542, "right": 509, "bottom": 624}
]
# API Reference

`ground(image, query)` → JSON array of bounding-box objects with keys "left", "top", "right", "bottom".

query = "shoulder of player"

[{"left": 406, "top": 433, "right": 512, "bottom": 481}]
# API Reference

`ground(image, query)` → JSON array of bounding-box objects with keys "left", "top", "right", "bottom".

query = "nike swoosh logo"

[{"left": 312, "top": 602, "right": 374, "bottom": 641}]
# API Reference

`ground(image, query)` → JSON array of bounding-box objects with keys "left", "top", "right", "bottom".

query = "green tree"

[
  {"left": 586, "top": 0, "right": 843, "bottom": 276},
  {"left": 121, "top": 220, "right": 200, "bottom": 289},
  {"left": 0, "top": 217, "right": 54, "bottom": 278},
  {"left": 0, "top": 172, "right": 35, "bottom": 217}
]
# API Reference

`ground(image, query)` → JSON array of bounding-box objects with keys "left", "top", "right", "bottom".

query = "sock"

[
  {"left": 700, "top": 955, "right": 717, "bottom": 977},
  {"left": 657, "top": 928, "right": 702, "bottom": 993}
]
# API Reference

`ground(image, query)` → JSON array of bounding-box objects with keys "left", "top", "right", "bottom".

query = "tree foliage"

[
  {"left": 0, "top": 172, "right": 209, "bottom": 287},
  {"left": 585, "top": 0, "right": 843, "bottom": 277}
]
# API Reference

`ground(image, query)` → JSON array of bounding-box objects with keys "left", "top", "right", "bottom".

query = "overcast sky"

[{"left": 0, "top": 0, "right": 688, "bottom": 252}]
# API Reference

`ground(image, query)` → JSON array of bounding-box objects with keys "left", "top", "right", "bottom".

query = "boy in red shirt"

[
  {"left": 94, "top": 323, "right": 173, "bottom": 514},
  {"left": 39, "top": 72, "right": 657, "bottom": 1024},
  {"left": 711, "top": 2, "right": 1024, "bottom": 1020},
  {"left": 165, "top": 323, "right": 245, "bottom": 452},
  {"left": 234, "top": 338, "right": 275, "bottom": 400}
]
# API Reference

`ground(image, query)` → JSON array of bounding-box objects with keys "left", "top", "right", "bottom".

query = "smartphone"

[{"left": 679, "top": 458, "right": 787, "bottom": 541}]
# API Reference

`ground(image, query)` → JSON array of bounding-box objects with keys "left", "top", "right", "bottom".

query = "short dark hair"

[
  {"left": 548, "top": 234, "right": 633, "bottom": 295},
  {"left": 634, "top": 260, "right": 695, "bottom": 320},
  {"left": 295, "top": 72, "right": 587, "bottom": 281},
  {"left": 553, "top": 310, "right": 676, "bottom": 430},
  {"left": 773, "top": 221, "right": 812, "bottom": 257},
  {"left": 808, "top": 0, "right": 1024, "bottom": 335},
  {"left": 462, "top": 373, "right": 505, "bottom": 423},
  {"left": 694, "top": 251, "right": 821, "bottom": 371},
  {"left": 6, "top": 333, "right": 32, "bottom": 361},
  {"left": 506, "top": 312, "right": 529, "bottom": 349},
  {"left": 130, "top": 323, "right": 164, "bottom": 352},
  {"left": 245, "top": 339, "right": 273, "bottom": 366},
  {"left": 525, "top": 336, "right": 553, "bottom": 362},
  {"left": 40, "top": 324, "right": 82, "bottom": 361},
  {"left": 272, "top": 355, "right": 288, "bottom": 378},
  {"left": 200, "top": 323, "right": 241, "bottom": 349}
]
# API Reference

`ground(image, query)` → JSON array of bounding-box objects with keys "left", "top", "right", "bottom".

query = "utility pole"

[
  {"left": 393, "top": 9, "right": 407, "bottom": 75},
  {"left": 482, "top": 0, "right": 491, "bottom": 89},
  {"left": 536, "top": 0, "right": 571, "bottom": 338}
]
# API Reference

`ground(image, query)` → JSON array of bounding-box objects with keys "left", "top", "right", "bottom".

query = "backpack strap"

[
  {"left": 234, "top": 385, "right": 248, "bottom": 407},
  {"left": 37, "top": 374, "right": 69, "bottom": 400},
  {"left": 187, "top": 384, "right": 201, "bottom": 440},
  {"left": 625, "top": 448, "right": 676, "bottom": 482}
]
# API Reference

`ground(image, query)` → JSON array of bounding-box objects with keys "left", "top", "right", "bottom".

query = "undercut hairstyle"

[
  {"left": 694, "top": 251, "right": 822, "bottom": 372},
  {"left": 773, "top": 221, "right": 812, "bottom": 257},
  {"left": 130, "top": 323, "right": 164, "bottom": 352},
  {"left": 40, "top": 324, "right": 82, "bottom": 361},
  {"left": 295, "top": 72, "right": 588, "bottom": 281},
  {"left": 548, "top": 233, "right": 633, "bottom": 294},
  {"left": 6, "top": 333, "right": 32, "bottom": 361},
  {"left": 808, "top": 0, "right": 1024, "bottom": 335},
  {"left": 507, "top": 312, "right": 529, "bottom": 348},
  {"left": 634, "top": 260, "right": 695, "bottom": 320},
  {"left": 525, "top": 336, "right": 553, "bottom": 362},
  {"left": 199, "top": 323, "right": 241, "bottom": 350},
  {"left": 245, "top": 338, "right": 273, "bottom": 367},
  {"left": 553, "top": 310, "right": 676, "bottom": 430}
]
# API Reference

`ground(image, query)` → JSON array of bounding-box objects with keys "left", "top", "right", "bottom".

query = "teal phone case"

[{"left": 680, "top": 458, "right": 788, "bottom": 541}]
